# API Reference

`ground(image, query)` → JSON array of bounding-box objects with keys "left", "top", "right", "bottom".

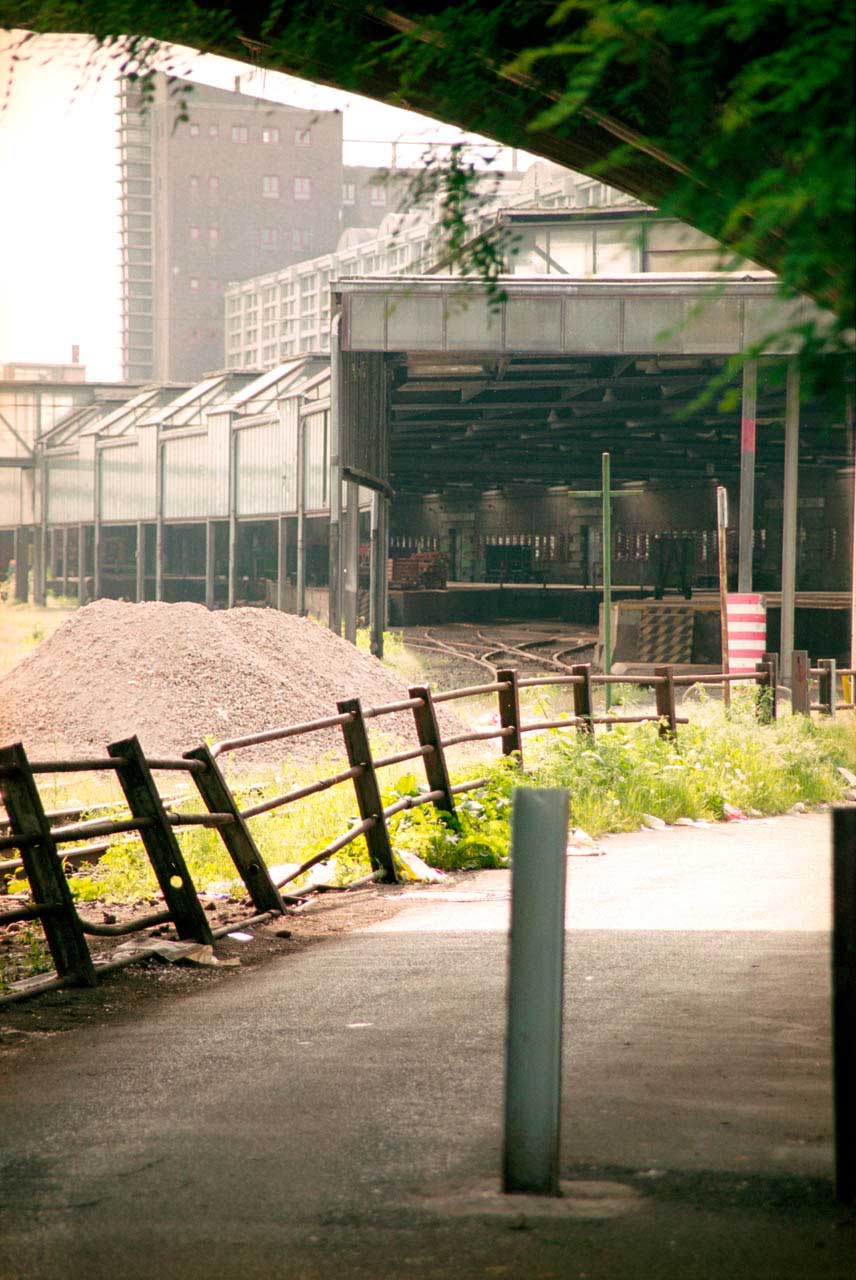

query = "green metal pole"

[{"left": 602, "top": 452, "right": 612, "bottom": 713}]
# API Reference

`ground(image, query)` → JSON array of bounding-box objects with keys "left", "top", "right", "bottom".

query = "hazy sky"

[{"left": 0, "top": 31, "right": 533, "bottom": 381}]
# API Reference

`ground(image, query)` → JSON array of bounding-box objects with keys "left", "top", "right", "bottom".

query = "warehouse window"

[
  {"left": 262, "top": 175, "right": 280, "bottom": 198},
  {"left": 208, "top": 175, "right": 220, "bottom": 193},
  {"left": 189, "top": 122, "right": 199, "bottom": 138},
  {"left": 189, "top": 277, "right": 199, "bottom": 292},
  {"left": 293, "top": 176, "right": 312, "bottom": 200},
  {"left": 342, "top": 181, "right": 356, "bottom": 205},
  {"left": 262, "top": 126, "right": 280, "bottom": 144},
  {"left": 189, "top": 175, "right": 199, "bottom": 192},
  {"left": 232, "top": 125, "right": 248, "bottom": 143},
  {"left": 262, "top": 228, "right": 277, "bottom": 249},
  {"left": 189, "top": 225, "right": 200, "bottom": 240},
  {"left": 209, "top": 226, "right": 219, "bottom": 242},
  {"left": 208, "top": 123, "right": 219, "bottom": 139},
  {"left": 295, "top": 128, "right": 311, "bottom": 146}
]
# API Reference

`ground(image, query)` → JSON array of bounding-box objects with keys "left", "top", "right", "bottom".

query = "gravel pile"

[{"left": 0, "top": 601, "right": 462, "bottom": 767}]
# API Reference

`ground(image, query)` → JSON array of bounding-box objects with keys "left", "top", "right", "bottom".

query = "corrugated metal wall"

[
  {"left": 0, "top": 467, "right": 25, "bottom": 525},
  {"left": 304, "top": 408, "right": 328, "bottom": 511},
  {"left": 46, "top": 451, "right": 94, "bottom": 523},
  {"left": 235, "top": 416, "right": 290, "bottom": 517},
  {"left": 162, "top": 432, "right": 219, "bottom": 519}
]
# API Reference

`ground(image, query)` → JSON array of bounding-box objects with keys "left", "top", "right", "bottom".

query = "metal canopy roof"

[
  {"left": 333, "top": 275, "right": 848, "bottom": 495},
  {"left": 336, "top": 275, "right": 831, "bottom": 358},
  {"left": 385, "top": 351, "right": 850, "bottom": 493}
]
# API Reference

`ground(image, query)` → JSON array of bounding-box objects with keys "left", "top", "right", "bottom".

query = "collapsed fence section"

[{"left": 0, "top": 651, "right": 849, "bottom": 1002}]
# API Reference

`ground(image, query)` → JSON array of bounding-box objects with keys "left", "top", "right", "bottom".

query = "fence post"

[
  {"left": 337, "top": 698, "right": 399, "bottom": 883},
  {"left": 571, "top": 663, "right": 595, "bottom": 736},
  {"left": 654, "top": 665, "right": 677, "bottom": 739},
  {"left": 503, "top": 787, "right": 570, "bottom": 1196},
  {"left": 108, "top": 736, "right": 214, "bottom": 943},
  {"left": 832, "top": 807, "right": 856, "bottom": 1204},
  {"left": 0, "top": 743, "right": 96, "bottom": 986},
  {"left": 818, "top": 658, "right": 837, "bottom": 718},
  {"left": 496, "top": 668, "right": 523, "bottom": 765},
  {"left": 408, "top": 685, "right": 457, "bottom": 822},
  {"left": 791, "top": 650, "right": 810, "bottom": 715},
  {"left": 763, "top": 651, "right": 779, "bottom": 720},
  {"left": 184, "top": 744, "right": 285, "bottom": 914},
  {"left": 754, "top": 655, "right": 776, "bottom": 724}
]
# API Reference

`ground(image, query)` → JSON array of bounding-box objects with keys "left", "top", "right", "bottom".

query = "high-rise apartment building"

[{"left": 117, "top": 75, "right": 346, "bottom": 382}]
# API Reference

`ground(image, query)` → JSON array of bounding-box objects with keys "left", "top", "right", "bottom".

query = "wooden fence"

[{"left": 0, "top": 651, "right": 851, "bottom": 1003}]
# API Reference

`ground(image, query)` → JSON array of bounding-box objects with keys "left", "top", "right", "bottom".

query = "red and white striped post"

[{"left": 725, "top": 593, "right": 767, "bottom": 676}]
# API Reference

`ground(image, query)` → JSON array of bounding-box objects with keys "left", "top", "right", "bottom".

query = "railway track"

[{"left": 403, "top": 622, "right": 597, "bottom": 680}]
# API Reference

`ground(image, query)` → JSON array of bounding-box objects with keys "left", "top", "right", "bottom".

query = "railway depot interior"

[{"left": 1, "top": 204, "right": 853, "bottom": 673}]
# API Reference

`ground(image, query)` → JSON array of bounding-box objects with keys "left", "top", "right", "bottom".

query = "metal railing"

[{"left": 0, "top": 651, "right": 840, "bottom": 1003}]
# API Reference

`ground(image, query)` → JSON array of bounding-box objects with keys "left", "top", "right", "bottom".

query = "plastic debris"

[
  {"left": 722, "top": 802, "right": 748, "bottom": 821},
  {"left": 226, "top": 931, "right": 254, "bottom": 942}
]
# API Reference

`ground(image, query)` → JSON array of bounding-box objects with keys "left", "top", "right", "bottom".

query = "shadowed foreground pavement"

[{"left": 0, "top": 814, "right": 852, "bottom": 1279}]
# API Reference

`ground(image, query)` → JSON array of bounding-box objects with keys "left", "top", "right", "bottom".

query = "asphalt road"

[{"left": 0, "top": 813, "right": 852, "bottom": 1280}]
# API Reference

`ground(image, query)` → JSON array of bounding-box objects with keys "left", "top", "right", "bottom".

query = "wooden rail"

[{"left": 0, "top": 652, "right": 848, "bottom": 1003}]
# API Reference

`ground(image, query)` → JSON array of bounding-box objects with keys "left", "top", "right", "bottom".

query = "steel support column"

[
  {"left": 328, "top": 311, "right": 343, "bottom": 634},
  {"left": 738, "top": 358, "right": 757, "bottom": 592},
  {"left": 369, "top": 491, "right": 384, "bottom": 657},
  {"left": 32, "top": 524, "right": 45, "bottom": 606},
  {"left": 276, "top": 515, "right": 288, "bottom": 611},
  {"left": 296, "top": 417, "right": 306, "bottom": 616},
  {"left": 13, "top": 526, "right": 29, "bottom": 603},
  {"left": 136, "top": 522, "right": 146, "bottom": 602},
  {"left": 154, "top": 438, "right": 164, "bottom": 602},
  {"left": 61, "top": 526, "right": 69, "bottom": 597},
  {"left": 204, "top": 520, "right": 215, "bottom": 610},
  {"left": 77, "top": 523, "right": 87, "bottom": 605},
  {"left": 343, "top": 481, "right": 359, "bottom": 645},
  {"left": 780, "top": 359, "right": 800, "bottom": 680}
]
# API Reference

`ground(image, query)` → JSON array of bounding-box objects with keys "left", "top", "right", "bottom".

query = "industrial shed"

[{"left": 3, "top": 271, "right": 852, "bottom": 671}]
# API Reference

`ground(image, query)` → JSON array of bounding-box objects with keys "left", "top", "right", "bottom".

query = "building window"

[
  {"left": 190, "top": 277, "right": 200, "bottom": 292},
  {"left": 209, "top": 226, "right": 219, "bottom": 242},
  {"left": 189, "top": 225, "right": 200, "bottom": 240},
  {"left": 342, "top": 181, "right": 356, "bottom": 205},
  {"left": 231, "top": 125, "right": 249, "bottom": 143},
  {"left": 208, "top": 123, "right": 219, "bottom": 139},
  {"left": 292, "top": 227, "right": 313, "bottom": 251},
  {"left": 208, "top": 175, "right": 220, "bottom": 192},
  {"left": 261, "top": 126, "right": 280, "bottom": 144},
  {"left": 262, "top": 174, "right": 280, "bottom": 198},
  {"left": 262, "top": 228, "right": 277, "bottom": 250},
  {"left": 293, "top": 176, "right": 311, "bottom": 200},
  {"left": 369, "top": 182, "right": 386, "bottom": 206},
  {"left": 189, "top": 175, "right": 199, "bottom": 192},
  {"left": 189, "top": 122, "right": 199, "bottom": 138},
  {"left": 295, "top": 128, "right": 311, "bottom": 147}
]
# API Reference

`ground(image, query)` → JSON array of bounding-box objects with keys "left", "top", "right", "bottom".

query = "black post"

[
  {"left": 0, "top": 743, "right": 96, "bottom": 985},
  {"left": 819, "top": 658, "right": 837, "bottom": 718},
  {"left": 337, "top": 698, "right": 398, "bottom": 883},
  {"left": 762, "top": 651, "right": 779, "bottom": 720},
  {"left": 184, "top": 744, "right": 285, "bottom": 914},
  {"left": 654, "top": 665, "right": 678, "bottom": 739},
  {"left": 572, "top": 663, "right": 594, "bottom": 736},
  {"left": 108, "top": 736, "right": 214, "bottom": 943},
  {"left": 791, "top": 650, "right": 810, "bottom": 716},
  {"left": 409, "top": 685, "right": 457, "bottom": 821},
  {"left": 497, "top": 668, "right": 523, "bottom": 765},
  {"left": 832, "top": 807, "right": 856, "bottom": 1204}
]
